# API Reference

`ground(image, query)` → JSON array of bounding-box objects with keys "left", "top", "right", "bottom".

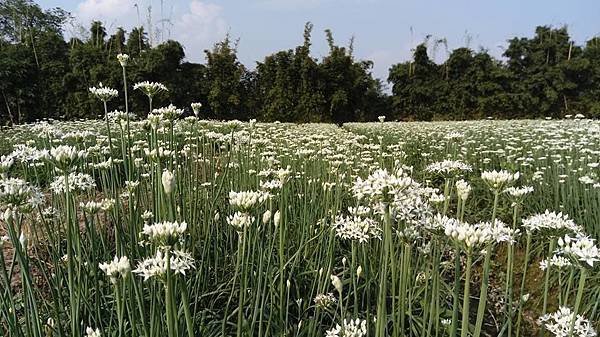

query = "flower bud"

[
  {"left": 330, "top": 275, "right": 343, "bottom": 294},
  {"left": 161, "top": 170, "right": 175, "bottom": 194},
  {"left": 274, "top": 210, "right": 281, "bottom": 228},
  {"left": 262, "top": 210, "right": 272, "bottom": 224}
]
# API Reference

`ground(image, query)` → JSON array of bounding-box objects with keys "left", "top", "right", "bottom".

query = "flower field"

[{"left": 2, "top": 106, "right": 600, "bottom": 336}]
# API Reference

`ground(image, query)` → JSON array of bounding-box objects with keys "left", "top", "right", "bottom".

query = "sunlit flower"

[
  {"left": 481, "top": 170, "right": 519, "bottom": 191},
  {"left": 538, "top": 307, "right": 596, "bottom": 337},
  {"left": 134, "top": 81, "right": 168, "bottom": 98},
  {"left": 117, "top": 53, "right": 129, "bottom": 67},
  {"left": 89, "top": 83, "right": 118, "bottom": 101},
  {"left": 133, "top": 250, "right": 194, "bottom": 281},
  {"left": 99, "top": 256, "right": 131, "bottom": 284},
  {"left": 325, "top": 318, "right": 367, "bottom": 337}
]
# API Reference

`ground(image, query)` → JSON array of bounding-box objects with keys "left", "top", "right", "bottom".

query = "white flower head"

[
  {"left": 85, "top": 327, "right": 102, "bottom": 337},
  {"left": 89, "top": 83, "right": 118, "bottom": 101},
  {"left": 481, "top": 170, "right": 519, "bottom": 191},
  {"left": 538, "top": 307, "right": 596, "bottom": 337},
  {"left": 161, "top": 170, "right": 175, "bottom": 194},
  {"left": 229, "top": 190, "right": 266, "bottom": 211},
  {"left": 99, "top": 256, "right": 131, "bottom": 284},
  {"left": 134, "top": 81, "right": 168, "bottom": 98},
  {"left": 191, "top": 102, "right": 202, "bottom": 117},
  {"left": 455, "top": 179, "right": 472, "bottom": 201},
  {"left": 557, "top": 234, "right": 600, "bottom": 268},
  {"left": 133, "top": 250, "right": 194, "bottom": 281},
  {"left": 117, "top": 53, "right": 129, "bottom": 67},
  {"left": 325, "top": 318, "right": 367, "bottom": 337},
  {"left": 141, "top": 221, "right": 187, "bottom": 246},
  {"left": 227, "top": 211, "right": 255, "bottom": 233}
]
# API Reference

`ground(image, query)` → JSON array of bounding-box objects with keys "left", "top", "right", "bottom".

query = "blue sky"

[{"left": 38, "top": 0, "right": 600, "bottom": 83}]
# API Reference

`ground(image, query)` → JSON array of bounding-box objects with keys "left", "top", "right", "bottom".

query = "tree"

[{"left": 204, "top": 35, "right": 246, "bottom": 120}]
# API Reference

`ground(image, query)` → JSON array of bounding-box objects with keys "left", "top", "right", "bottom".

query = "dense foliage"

[{"left": 1, "top": 0, "right": 599, "bottom": 124}]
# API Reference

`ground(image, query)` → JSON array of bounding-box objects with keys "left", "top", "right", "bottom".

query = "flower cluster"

[
  {"left": 325, "top": 318, "right": 367, "bottom": 337},
  {"left": 455, "top": 179, "right": 472, "bottom": 201},
  {"left": 89, "top": 83, "right": 118, "bottom": 101},
  {"left": 539, "top": 255, "right": 572, "bottom": 271},
  {"left": 229, "top": 190, "right": 267, "bottom": 210},
  {"left": 314, "top": 293, "right": 336, "bottom": 308},
  {"left": 85, "top": 327, "right": 102, "bottom": 337},
  {"left": 0, "top": 177, "right": 43, "bottom": 211},
  {"left": 191, "top": 102, "right": 202, "bottom": 116},
  {"left": 80, "top": 198, "right": 115, "bottom": 214},
  {"left": 141, "top": 221, "right": 187, "bottom": 246},
  {"left": 48, "top": 145, "right": 87, "bottom": 171},
  {"left": 556, "top": 234, "right": 600, "bottom": 267},
  {"left": 227, "top": 212, "right": 255, "bottom": 233},
  {"left": 504, "top": 186, "right": 534, "bottom": 199},
  {"left": 116, "top": 53, "right": 129, "bottom": 67},
  {"left": 351, "top": 169, "right": 414, "bottom": 203},
  {"left": 481, "top": 170, "right": 520, "bottom": 191},
  {"left": 522, "top": 210, "right": 582, "bottom": 235},
  {"left": 442, "top": 217, "right": 516, "bottom": 249},
  {"left": 134, "top": 81, "right": 168, "bottom": 98},
  {"left": 99, "top": 256, "right": 131, "bottom": 284},
  {"left": 425, "top": 160, "right": 472, "bottom": 176},
  {"left": 50, "top": 173, "right": 96, "bottom": 194},
  {"left": 538, "top": 307, "right": 596, "bottom": 337},
  {"left": 152, "top": 104, "right": 184, "bottom": 121},
  {"left": 332, "top": 215, "right": 381, "bottom": 243},
  {"left": 133, "top": 250, "right": 194, "bottom": 281}
]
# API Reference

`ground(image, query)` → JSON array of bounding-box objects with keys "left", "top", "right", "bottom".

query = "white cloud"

[
  {"left": 76, "top": 0, "right": 137, "bottom": 26},
  {"left": 72, "top": 0, "right": 227, "bottom": 62},
  {"left": 173, "top": 1, "right": 228, "bottom": 62}
]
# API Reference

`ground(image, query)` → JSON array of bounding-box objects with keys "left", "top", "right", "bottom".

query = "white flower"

[
  {"left": 141, "top": 221, "right": 187, "bottom": 245},
  {"left": 313, "top": 293, "right": 336, "bottom": 308},
  {"left": 85, "top": 327, "right": 102, "bottom": 337},
  {"left": 229, "top": 190, "right": 266, "bottom": 210},
  {"left": 522, "top": 210, "right": 582, "bottom": 235},
  {"left": 191, "top": 102, "right": 202, "bottom": 117},
  {"left": 153, "top": 104, "right": 183, "bottom": 121},
  {"left": 117, "top": 53, "right": 129, "bottom": 67},
  {"left": 557, "top": 234, "right": 600, "bottom": 267},
  {"left": 48, "top": 145, "right": 87, "bottom": 171},
  {"left": 332, "top": 215, "right": 381, "bottom": 243},
  {"left": 330, "top": 274, "right": 343, "bottom": 294},
  {"left": 99, "top": 256, "right": 131, "bottom": 283},
  {"left": 425, "top": 160, "right": 472, "bottom": 176},
  {"left": 133, "top": 250, "right": 194, "bottom": 281},
  {"left": 227, "top": 212, "right": 255, "bottom": 232},
  {"left": 378, "top": 116, "right": 386, "bottom": 123},
  {"left": 504, "top": 186, "right": 534, "bottom": 199},
  {"left": 325, "top": 318, "right": 367, "bottom": 337},
  {"left": 0, "top": 177, "right": 43, "bottom": 210},
  {"left": 262, "top": 210, "right": 272, "bottom": 224},
  {"left": 161, "top": 170, "right": 175, "bottom": 194},
  {"left": 539, "top": 255, "right": 572, "bottom": 271},
  {"left": 481, "top": 170, "right": 519, "bottom": 191},
  {"left": 274, "top": 210, "right": 281, "bottom": 227},
  {"left": 351, "top": 169, "right": 415, "bottom": 203},
  {"left": 0, "top": 235, "right": 9, "bottom": 248},
  {"left": 538, "top": 307, "right": 596, "bottom": 337},
  {"left": 134, "top": 81, "right": 168, "bottom": 98},
  {"left": 455, "top": 179, "right": 472, "bottom": 201},
  {"left": 50, "top": 173, "right": 96, "bottom": 194},
  {"left": 89, "top": 83, "right": 118, "bottom": 101}
]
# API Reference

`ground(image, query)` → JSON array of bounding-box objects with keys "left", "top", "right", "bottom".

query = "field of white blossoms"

[{"left": 1, "top": 63, "right": 600, "bottom": 337}]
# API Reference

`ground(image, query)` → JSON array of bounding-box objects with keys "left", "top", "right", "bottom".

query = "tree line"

[{"left": 1, "top": 0, "right": 599, "bottom": 125}]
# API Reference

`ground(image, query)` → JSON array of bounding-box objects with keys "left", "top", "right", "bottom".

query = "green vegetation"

[{"left": 2, "top": 0, "right": 599, "bottom": 125}]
